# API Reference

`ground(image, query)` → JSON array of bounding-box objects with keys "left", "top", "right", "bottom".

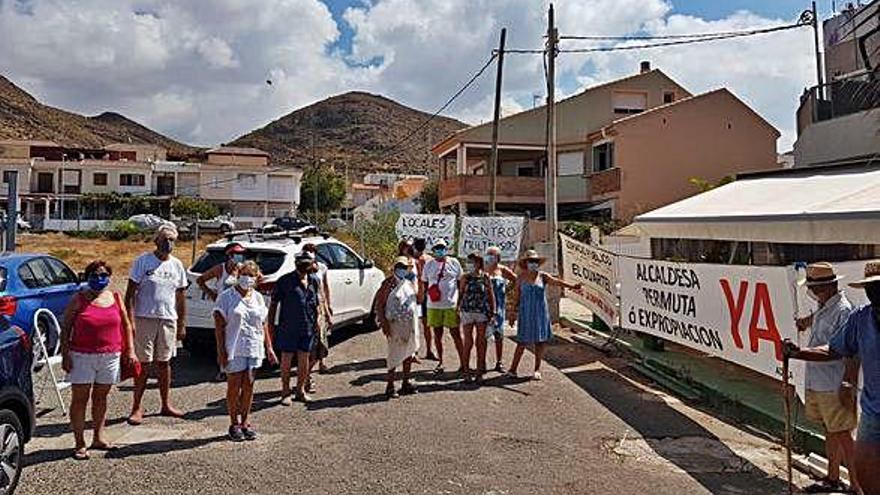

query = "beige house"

[
  {"left": 585, "top": 88, "right": 779, "bottom": 222},
  {"left": 433, "top": 63, "right": 780, "bottom": 223},
  {"left": 0, "top": 141, "right": 302, "bottom": 229}
]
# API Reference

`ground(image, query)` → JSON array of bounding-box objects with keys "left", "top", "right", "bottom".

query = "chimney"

[{"left": 640, "top": 61, "right": 651, "bottom": 73}]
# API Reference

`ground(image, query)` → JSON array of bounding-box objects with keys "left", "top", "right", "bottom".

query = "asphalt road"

[{"left": 20, "top": 324, "right": 800, "bottom": 495}]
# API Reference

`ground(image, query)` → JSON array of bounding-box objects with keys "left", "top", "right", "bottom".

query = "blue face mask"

[
  {"left": 527, "top": 261, "right": 540, "bottom": 272},
  {"left": 433, "top": 248, "right": 447, "bottom": 258},
  {"left": 485, "top": 254, "right": 497, "bottom": 266},
  {"left": 394, "top": 267, "right": 409, "bottom": 280},
  {"left": 405, "top": 271, "right": 417, "bottom": 282},
  {"left": 88, "top": 273, "right": 110, "bottom": 292},
  {"left": 230, "top": 254, "right": 245, "bottom": 264}
]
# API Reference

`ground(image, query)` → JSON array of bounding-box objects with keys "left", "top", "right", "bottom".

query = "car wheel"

[{"left": 0, "top": 410, "right": 23, "bottom": 495}]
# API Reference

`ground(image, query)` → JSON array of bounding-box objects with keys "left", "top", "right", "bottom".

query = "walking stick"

[{"left": 782, "top": 354, "right": 793, "bottom": 495}]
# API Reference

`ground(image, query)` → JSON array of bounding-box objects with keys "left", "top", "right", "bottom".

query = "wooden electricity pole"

[
  {"left": 546, "top": 4, "right": 558, "bottom": 260},
  {"left": 488, "top": 28, "right": 506, "bottom": 216}
]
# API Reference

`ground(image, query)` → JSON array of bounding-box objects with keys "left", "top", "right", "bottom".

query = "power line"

[{"left": 504, "top": 19, "right": 810, "bottom": 55}]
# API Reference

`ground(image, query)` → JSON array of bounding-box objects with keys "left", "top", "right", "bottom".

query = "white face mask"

[
  {"left": 238, "top": 275, "right": 257, "bottom": 290},
  {"left": 465, "top": 261, "right": 476, "bottom": 272}
]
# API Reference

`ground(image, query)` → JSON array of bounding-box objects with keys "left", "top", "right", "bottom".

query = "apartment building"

[
  {"left": 432, "top": 63, "right": 780, "bottom": 224},
  {"left": 794, "top": 0, "right": 879, "bottom": 168},
  {"left": 0, "top": 141, "right": 302, "bottom": 229}
]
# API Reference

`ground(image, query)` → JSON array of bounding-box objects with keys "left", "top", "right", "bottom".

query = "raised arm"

[
  {"left": 500, "top": 265, "right": 517, "bottom": 283},
  {"left": 196, "top": 264, "right": 222, "bottom": 301},
  {"left": 542, "top": 272, "right": 582, "bottom": 291}
]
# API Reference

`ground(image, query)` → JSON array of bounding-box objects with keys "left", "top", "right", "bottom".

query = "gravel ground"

[{"left": 20, "top": 324, "right": 801, "bottom": 495}]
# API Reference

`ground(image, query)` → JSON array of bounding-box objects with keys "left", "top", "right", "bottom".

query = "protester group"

[
  {"left": 48, "top": 222, "right": 880, "bottom": 495},
  {"left": 57, "top": 225, "right": 580, "bottom": 456}
]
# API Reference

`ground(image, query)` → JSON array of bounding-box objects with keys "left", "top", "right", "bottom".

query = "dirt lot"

[{"left": 17, "top": 232, "right": 219, "bottom": 276}]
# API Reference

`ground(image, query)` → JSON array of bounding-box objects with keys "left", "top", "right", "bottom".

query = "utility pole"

[
  {"left": 5, "top": 171, "right": 17, "bottom": 252},
  {"left": 810, "top": 2, "right": 824, "bottom": 93},
  {"left": 488, "top": 27, "right": 506, "bottom": 216},
  {"left": 546, "top": 4, "right": 558, "bottom": 260}
]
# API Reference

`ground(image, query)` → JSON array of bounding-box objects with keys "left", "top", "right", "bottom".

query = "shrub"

[{"left": 337, "top": 210, "right": 400, "bottom": 272}]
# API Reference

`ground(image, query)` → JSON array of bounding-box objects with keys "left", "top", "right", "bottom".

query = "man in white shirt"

[
  {"left": 420, "top": 239, "right": 464, "bottom": 375},
  {"left": 795, "top": 262, "right": 859, "bottom": 493},
  {"left": 125, "top": 224, "right": 189, "bottom": 425}
]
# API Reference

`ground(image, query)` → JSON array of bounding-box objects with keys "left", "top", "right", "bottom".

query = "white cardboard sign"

[
  {"left": 458, "top": 216, "right": 525, "bottom": 261},
  {"left": 395, "top": 214, "right": 456, "bottom": 248},
  {"left": 560, "top": 234, "right": 618, "bottom": 327}
]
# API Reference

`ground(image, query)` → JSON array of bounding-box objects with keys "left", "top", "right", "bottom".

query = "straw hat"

[
  {"left": 803, "top": 262, "right": 844, "bottom": 287},
  {"left": 848, "top": 260, "right": 880, "bottom": 288},
  {"left": 432, "top": 239, "right": 449, "bottom": 249},
  {"left": 518, "top": 249, "right": 546, "bottom": 267},
  {"left": 467, "top": 250, "right": 483, "bottom": 261},
  {"left": 393, "top": 255, "right": 414, "bottom": 267}
]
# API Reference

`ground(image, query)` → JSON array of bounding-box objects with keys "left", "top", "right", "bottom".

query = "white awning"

[{"left": 622, "top": 167, "right": 880, "bottom": 244}]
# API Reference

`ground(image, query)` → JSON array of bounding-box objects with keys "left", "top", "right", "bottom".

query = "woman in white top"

[
  {"left": 197, "top": 243, "right": 246, "bottom": 301},
  {"left": 213, "top": 261, "right": 277, "bottom": 442}
]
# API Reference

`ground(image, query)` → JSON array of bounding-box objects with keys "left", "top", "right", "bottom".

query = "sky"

[{"left": 0, "top": 0, "right": 835, "bottom": 151}]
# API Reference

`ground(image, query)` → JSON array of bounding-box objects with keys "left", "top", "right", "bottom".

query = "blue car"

[
  {"left": 0, "top": 254, "right": 84, "bottom": 362},
  {"left": 0, "top": 316, "right": 34, "bottom": 495}
]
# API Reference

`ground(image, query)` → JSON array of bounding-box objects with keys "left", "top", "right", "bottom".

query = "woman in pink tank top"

[{"left": 60, "top": 260, "right": 136, "bottom": 460}]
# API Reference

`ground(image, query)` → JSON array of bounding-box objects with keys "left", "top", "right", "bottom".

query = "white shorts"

[
  {"left": 67, "top": 352, "right": 121, "bottom": 385},
  {"left": 460, "top": 312, "right": 489, "bottom": 326}
]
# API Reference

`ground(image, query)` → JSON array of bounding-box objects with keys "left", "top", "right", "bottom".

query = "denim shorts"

[
  {"left": 225, "top": 356, "right": 262, "bottom": 374},
  {"left": 857, "top": 412, "right": 880, "bottom": 444}
]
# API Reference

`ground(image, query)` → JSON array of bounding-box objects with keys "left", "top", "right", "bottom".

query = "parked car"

[
  {"left": 183, "top": 232, "right": 384, "bottom": 354},
  {"left": 0, "top": 316, "right": 35, "bottom": 495},
  {"left": 189, "top": 214, "right": 235, "bottom": 234},
  {"left": 128, "top": 214, "right": 173, "bottom": 231},
  {"left": 261, "top": 216, "right": 315, "bottom": 234},
  {"left": 0, "top": 254, "right": 84, "bottom": 365}
]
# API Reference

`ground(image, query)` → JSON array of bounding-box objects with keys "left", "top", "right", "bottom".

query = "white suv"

[{"left": 183, "top": 231, "right": 385, "bottom": 353}]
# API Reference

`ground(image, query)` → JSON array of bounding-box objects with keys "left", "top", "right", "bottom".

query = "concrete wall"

[
  {"left": 611, "top": 89, "right": 779, "bottom": 222},
  {"left": 206, "top": 153, "right": 268, "bottom": 167},
  {"left": 793, "top": 108, "right": 880, "bottom": 166},
  {"left": 447, "top": 69, "right": 690, "bottom": 148}
]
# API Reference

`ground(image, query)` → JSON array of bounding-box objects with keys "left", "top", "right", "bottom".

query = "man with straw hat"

[
  {"left": 793, "top": 263, "right": 859, "bottom": 493},
  {"left": 507, "top": 249, "right": 581, "bottom": 381},
  {"left": 787, "top": 260, "right": 880, "bottom": 495}
]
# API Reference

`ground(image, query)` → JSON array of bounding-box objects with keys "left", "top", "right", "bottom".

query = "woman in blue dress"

[{"left": 507, "top": 250, "right": 581, "bottom": 380}]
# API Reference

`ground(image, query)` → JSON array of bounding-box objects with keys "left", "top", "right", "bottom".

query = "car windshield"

[{"left": 191, "top": 248, "right": 287, "bottom": 275}]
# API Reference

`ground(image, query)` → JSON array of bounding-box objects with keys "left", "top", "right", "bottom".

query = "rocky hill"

[
  {"left": 0, "top": 75, "right": 196, "bottom": 158},
  {"left": 231, "top": 91, "right": 467, "bottom": 178}
]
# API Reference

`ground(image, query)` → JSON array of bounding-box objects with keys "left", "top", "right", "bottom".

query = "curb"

[{"left": 561, "top": 316, "right": 826, "bottom": 455}]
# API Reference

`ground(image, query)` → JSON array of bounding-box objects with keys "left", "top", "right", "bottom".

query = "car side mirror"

[{"left": 361, "top": 259, "right": 374, "bottom": 269}]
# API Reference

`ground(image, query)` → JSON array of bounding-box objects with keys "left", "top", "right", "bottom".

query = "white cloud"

[{"left": 0, "top": 0, "right": 815, "bottom": 151}]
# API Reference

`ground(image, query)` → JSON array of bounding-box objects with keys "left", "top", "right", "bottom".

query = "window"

[
  {"left": 19, "top": 259, "right": 54, "bottom": 289},
  {"left": 119, "top": 174, "right": 145, "bottom": 187},
  {"left": 2, "top": 171, "right": 16, "bottom": 184},
  {"left": 319, "top": 243, "right": 361, "bottom": 269},
  {"left": 93, "top": 173, "right": 108, "bottom": 186},
  {"left": 612, "top": 91, "right": 647, "bottom": 114},
  {"left": 517, "top": 165, "right": 536, "bottom": 177},
  {"left": 36, "top": 172, "right": 54, "bottom": 193},
  {"left": 663, "top": 91, "right": 675, "bottom": 104},
  {"left": 237, "top": 173, "right": 257, "bottom": 190},
  {"left": 210, "top": 177, "right": 223, "bottom": 189},
  {"left": 44, "top": 257, "right": 78, "bottom": 285},
  {"left": 592, "top": 142, "right": 615, "bottom": 172},
  {"left": 558, "top": 152, "right": 584, "bottom": 176}
]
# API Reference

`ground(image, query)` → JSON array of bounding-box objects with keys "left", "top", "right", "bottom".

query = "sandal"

[
  {"left": 432, "top": 364, "right": 444, "bottom": 375},
  {"left": 72, "top": 447, "right": 90, "bottom": 461},
  {"left": 89, "top": 441, "right": 118, "bottom": 451}
]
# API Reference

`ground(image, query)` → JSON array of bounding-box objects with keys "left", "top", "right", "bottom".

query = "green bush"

[
  {"left": 338, "top": 211, "right": 400, "bottom": 272},
  {"left": 172, "top": 197, "right": 219, "bottom": 219},
  {"left": 65, "top": 220, "right": 143, "bottom": 241}
]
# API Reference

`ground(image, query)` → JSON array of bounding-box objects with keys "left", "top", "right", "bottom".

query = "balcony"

[
  {"left": 590, "top": 167, "right": 621, "bottom": 197},
  {"left": 439, "top": 175, "right": 546, "bottom": 207},
  {"left": 797, "top": 78, "right": 880, "bottom": 134}
]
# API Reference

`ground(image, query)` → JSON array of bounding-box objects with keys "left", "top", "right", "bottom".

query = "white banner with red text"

[{"left": 616, "top": 258, "right": 805, "bottom": 397}]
